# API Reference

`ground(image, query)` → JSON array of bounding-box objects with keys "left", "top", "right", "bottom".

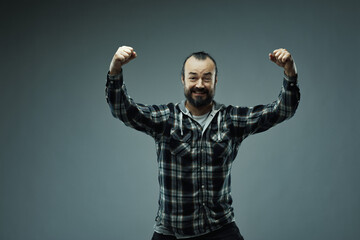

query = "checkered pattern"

[{"left": 105, "top": 69, "right": 300, "bottom": 237}]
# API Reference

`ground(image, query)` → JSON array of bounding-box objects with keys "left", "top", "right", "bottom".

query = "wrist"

[
  {"left": 284, "top": 61, "right": 297, "bottom": 77},
  {"left": 109, "top": 67, "right": 122, "bottom": 76},
  {"left": 284, "top": 69, "right": 296, "bottom": 77}
]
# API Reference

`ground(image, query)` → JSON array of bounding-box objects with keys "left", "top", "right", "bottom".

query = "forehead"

[{"left": 184, "top": 56, "right": 215, "bottom": 75}]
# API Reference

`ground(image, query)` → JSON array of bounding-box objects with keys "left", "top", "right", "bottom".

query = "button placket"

[{"left": 198, "top": 130, "right": 207, "bottom": 208}]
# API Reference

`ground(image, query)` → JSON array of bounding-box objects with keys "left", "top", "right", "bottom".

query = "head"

[{"left": 181, "top": 51, "right": 218, "bottom": 109}]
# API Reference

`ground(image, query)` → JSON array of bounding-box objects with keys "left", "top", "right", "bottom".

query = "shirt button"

[
  {"left": 201, "top": 185, "right": 205, "bottom": 189},
  {"left": 290, "top": 83, "right": 294, "bottom": 86},
  {"left": 202, "top": 203, "right": 206, "bottom": 206},
  {"left": 201, "top": 167, "right": 204, "bottom": 170}
]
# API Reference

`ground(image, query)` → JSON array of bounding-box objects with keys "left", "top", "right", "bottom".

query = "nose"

[{"left": 195, "top": 79, "right": 205, "bottom": 88}]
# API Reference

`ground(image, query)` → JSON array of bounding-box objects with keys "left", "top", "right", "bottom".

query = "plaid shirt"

[{"left": 105, "top": 69, "right": 300, "bottom": 238}]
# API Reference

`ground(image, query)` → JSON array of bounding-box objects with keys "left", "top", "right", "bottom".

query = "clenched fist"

[
  {"left": 109, "top": 46, "right": 137, "bottom": 75},
  {"left": 269, "top": 48, "right": 297, "bottom": 77}
]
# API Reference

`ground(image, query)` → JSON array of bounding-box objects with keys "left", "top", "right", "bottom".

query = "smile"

[{"left": 193, "top": 92, "right": 206, "bottom": 96}]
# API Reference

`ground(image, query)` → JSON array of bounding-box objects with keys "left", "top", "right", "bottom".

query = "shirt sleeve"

[
  {"left": 230, "top": 74, "right": 300, "bottom": 139},
  {"left": 105, "top": 69, "right": 170, "bottom": 139}
]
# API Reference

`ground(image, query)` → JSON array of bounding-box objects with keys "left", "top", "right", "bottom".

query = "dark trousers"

[{"left": 151, "top": 222, "right": 245, "bottom": 240}]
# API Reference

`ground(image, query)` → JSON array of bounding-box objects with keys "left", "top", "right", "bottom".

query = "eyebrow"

[{"left": 188, "top": 72, "right": 212, "bottom": 76}]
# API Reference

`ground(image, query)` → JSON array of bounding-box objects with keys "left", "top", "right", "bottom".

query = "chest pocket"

[
  {"left": 210, "top": 129, "right": 233, "bottom": 161},
  {"left": 169, "top": 128, "right": 192, "bottom": 157}
]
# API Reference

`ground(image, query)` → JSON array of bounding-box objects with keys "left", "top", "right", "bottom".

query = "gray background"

[{"left": 1, "top": 0, "right": 359, "bottom": 240}]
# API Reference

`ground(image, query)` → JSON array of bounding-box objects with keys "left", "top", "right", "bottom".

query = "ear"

[
  {"left": 215, "top": 76, "right": 218, "bottom": 85},
  {"left": 181, "top": 76, "right": 185, "bottom": 85}
]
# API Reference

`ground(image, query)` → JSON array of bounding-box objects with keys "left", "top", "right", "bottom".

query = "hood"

[{"left": 176, "top": 100, "right": 225, "bottom": 138}]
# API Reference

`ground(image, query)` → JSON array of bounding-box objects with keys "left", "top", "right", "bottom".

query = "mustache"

[{"left": 191, "top": 88, "right": 209, "bottom": 94}]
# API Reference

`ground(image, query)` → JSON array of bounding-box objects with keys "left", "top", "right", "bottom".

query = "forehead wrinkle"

[
  {"left": 185, "top": 58, "right": 215, "bottom": 76},
  {"left": 187, "top": 71, "right": 213, "bottom": 77}
]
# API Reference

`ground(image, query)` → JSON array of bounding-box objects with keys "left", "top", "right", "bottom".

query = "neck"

[{"left": 185, "top": 101, "right": 213, "bottom": 116}]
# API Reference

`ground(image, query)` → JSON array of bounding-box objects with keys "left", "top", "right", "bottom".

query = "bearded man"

[{"left": 105, "top": 46, "right": 300, "bottom": 240}]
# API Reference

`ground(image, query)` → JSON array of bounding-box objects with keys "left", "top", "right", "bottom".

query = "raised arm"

[
  {"left": 105, "top": 46, "right": 170, "bottom": 139},
  {"left": 230, "top": 48, "right": 300, "bottom": 139}
]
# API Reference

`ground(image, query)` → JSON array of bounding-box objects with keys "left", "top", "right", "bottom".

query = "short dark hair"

[{"left": 181, "top": 51, "right": 218, "bottom": 78}]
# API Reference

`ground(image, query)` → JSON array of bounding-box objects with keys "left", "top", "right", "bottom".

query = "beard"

[{"left": 184, "top": 86, "right": 215, "bottom": 108}]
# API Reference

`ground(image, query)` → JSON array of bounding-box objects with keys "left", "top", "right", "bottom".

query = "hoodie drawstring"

[
  {"left": 217, "top": 112, "right": 221, "bottom": 140},
  {"left": 179, "top": 111, "right": 183, "bottom": 136}
]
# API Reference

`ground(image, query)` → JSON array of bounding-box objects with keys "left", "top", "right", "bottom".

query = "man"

[{"left": 105, "top": 46, "right": 300, "bottom": 240}]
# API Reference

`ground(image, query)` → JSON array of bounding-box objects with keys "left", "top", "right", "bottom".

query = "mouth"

[
  {"left": 193, "top": 92, "right": 206, "bottom": 95},
  {"left": 192, "top": 92, "right": 207, "bottom": 97},
  {"left": 191, "top": 89, "right": 208, "bottom": 95}
]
